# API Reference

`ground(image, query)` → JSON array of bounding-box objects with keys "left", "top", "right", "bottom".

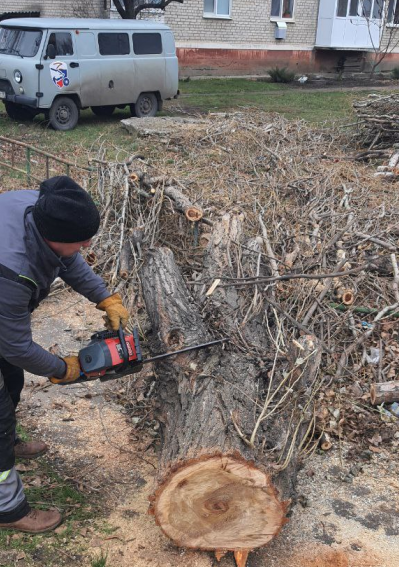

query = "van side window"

[
  {"left": 98, "top": 33, "right": 130, "bottom": 55},
  {"left": 133, "top": 33, "right": 162, "bottom": 55},
  {"left": 48, "top": 32, "right": 74, "bottom": 56}
]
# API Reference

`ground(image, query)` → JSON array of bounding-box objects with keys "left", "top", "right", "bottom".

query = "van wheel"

[
  {"left": 91, "top": 105, "right": 115, "bottom": 117},
  {"left": 49, "top": 97, "right": 79, "bottom": 131},
  {"left": 5, "top": 102, "right": 35, "bottom": 121},
  {"left": 133, "top": 93, "right": 158, "bottom": 118}
]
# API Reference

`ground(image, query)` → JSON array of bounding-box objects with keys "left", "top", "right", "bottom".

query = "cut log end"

[
  {"left": 185, "top": 207, "right": 203, "bottom": 223},
  {"left": 153, "top": 456, "right": 288, "bottom": 552},
  {"left": 341, "top": 289, "right": 355, "bottom": 306}
]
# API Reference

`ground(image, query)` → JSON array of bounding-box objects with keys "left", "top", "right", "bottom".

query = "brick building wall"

[
  {"left": 2, "top": 0, "right": 399, "bottom": 75},
  {"left": 0, "top": 0, "right": 105, "bottom": 19},
  {"left": 165, "top": 0, "right": 318, "bottom": 48},
  {"left": 162, "top": 0, "right": 319, "bottom": 74}
]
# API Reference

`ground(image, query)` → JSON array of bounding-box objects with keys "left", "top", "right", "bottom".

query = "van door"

[
  {"left": 39, "top": 30, "right": 80, "bottom": 108},
  {"left": 74, "top": 31, "right": 102, "bottom": 107},
  {"left": 97, "top": 32, "right": 134, "bottom": 106},
  {"left": 163, "top": 31, "right": 178, "bottom": 98},
  {"left": 131, "top": 32, "right": 165, "bottom": 100}
]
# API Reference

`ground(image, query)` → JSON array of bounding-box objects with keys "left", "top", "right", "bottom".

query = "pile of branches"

[
  {"left": 86, "top": 110, "right": 399, "bottom": 456},
  {"left": 354, "top": 93, "right": 399, "bottom": 158}
]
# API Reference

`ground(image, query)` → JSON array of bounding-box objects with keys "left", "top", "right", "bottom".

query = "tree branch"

[
  {"left": 113, "top": 0, "right": 127, "bottom": 18},
  {"left": 133, "top": 0, "right": 183, "bottom": 18}
]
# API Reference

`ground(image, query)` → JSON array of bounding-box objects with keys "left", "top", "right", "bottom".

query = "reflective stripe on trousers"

[
  {"left": 0, "top": 467, "right": 26, "bottom": 516},
  {"left": 0, "top": 470, "right": 11, "bottom": 483},
  {"left": 0, "top": 371, "right": 27, "bottom": 517}
]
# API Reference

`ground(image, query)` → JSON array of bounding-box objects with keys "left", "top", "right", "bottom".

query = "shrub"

[
  {"left": 391, "top": 67, "right": 399, "bottom": 80},
  {"left": 268, "top": 66, "right": 295, "bottom": 83}
]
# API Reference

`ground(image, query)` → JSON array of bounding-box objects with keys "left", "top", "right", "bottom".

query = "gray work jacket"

[{"left": 0, "top": 190, "right": 109, "bottom": 378}]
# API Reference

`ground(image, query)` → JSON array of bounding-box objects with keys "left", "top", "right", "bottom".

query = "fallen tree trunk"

[{"left": 139, "top": 215, "right": 322, "bottom": 566}]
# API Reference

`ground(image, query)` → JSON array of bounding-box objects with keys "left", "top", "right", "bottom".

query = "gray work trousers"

[{"left": 0, "top": 371, "right": 29, "bottom": 523}]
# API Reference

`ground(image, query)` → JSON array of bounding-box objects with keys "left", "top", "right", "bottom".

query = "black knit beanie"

[{"left": 33, "top": 176, "right": 100, "bottom": 243}]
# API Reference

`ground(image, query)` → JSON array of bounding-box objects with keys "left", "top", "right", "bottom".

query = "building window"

[
  {"left": 388, "top": 0, "right": 399, "bottom": 23},
  {"left": 203, "top": 0, "right": 231, "bottom": 18},
  {"left": 271, "top": 0, "right": 294, "bottom": 19},
  {"left": 337, "top": 0, "right": 383, "bottom": 18},
  {"left": 98, "top": 33, "right": 130, "bottom": 55}
]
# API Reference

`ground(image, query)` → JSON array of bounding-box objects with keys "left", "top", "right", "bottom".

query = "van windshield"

[{"left": 0, "top": 28, "right": 42, "bottom": 57}]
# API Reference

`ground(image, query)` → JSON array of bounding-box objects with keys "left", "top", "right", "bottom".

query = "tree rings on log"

[
  {"left": 152, "top": 456, "right": 288, "bottom": 551},
  {"left": 341, "top": 289, "right": 355, "bottom": 306},
  {"left": 185, "top": 207, "right": 203, "bottom": 223}
]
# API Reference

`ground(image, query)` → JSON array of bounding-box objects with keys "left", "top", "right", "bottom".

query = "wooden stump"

[
  {"left": 154, "top": 456, "right": 287, "bottom": 551},
  {"left": 140, "top": 214, "right": 321, "bottom": 565}
]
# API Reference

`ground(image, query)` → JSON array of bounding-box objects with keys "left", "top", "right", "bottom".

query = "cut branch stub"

[
  {"left": 153, "top": 456, "right": 288, "bottom": 551},
  {"left": 119, "top": 239, "right": 132, "bottom": 280},
  {"left": 164, "top": 186, "right": 203, "bottom": 222}
]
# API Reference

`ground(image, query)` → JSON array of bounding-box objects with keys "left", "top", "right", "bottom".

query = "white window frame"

[
  {"left": 270, "top": 0, "right": 295, "bottom": 23},
  {"left": 203, "top": 0, "right": 232, "bottom": 20},
  {"left": 336, "top": 0, "right": 383, "bottom": 20},
  {"left": 387, "top": 0, "right": 399, "bottom": 26}
]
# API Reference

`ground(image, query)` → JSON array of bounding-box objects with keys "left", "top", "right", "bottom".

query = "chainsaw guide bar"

[{"left": 63, "top": 328, "right": 229, "bottom": 384}]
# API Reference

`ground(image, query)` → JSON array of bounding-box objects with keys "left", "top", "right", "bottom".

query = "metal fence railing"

[{"left": 0, "top": 135, "right": 96, "bottom": 187}]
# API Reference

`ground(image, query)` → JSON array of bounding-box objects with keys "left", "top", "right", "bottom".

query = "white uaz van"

[{"left": 0, "top": 18, "right": 179, "bottom": 130}]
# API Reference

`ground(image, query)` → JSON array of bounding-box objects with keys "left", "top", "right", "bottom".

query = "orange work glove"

[
  {"left": 96, "top": 293, "right": 129, "bottom": 330},
  {"left": 50, "top": 356, "right": 81, "bottom": 385}
]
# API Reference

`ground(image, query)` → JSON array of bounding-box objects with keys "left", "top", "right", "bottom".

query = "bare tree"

[
  {"left": 113, "top": 0, "right": 183, "bottom": 19},
  {"left": 361, "top": 0, "right": 399, "bottom": 77}
]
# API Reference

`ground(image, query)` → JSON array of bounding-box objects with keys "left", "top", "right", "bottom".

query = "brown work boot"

[
  {"left": 14, "top": 440, "right": 48, "bottom": 460},
  {"left": 0, "top": 508, "right": 62, "bottom": 533}
]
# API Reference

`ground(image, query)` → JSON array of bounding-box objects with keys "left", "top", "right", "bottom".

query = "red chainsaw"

[{"left": 72, "top": 326, "right": 228, "bottom": 383}]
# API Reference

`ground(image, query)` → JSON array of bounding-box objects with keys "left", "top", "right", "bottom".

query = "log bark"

[
  {"left": 164, "top": 185, "right": 203, "bottom": 222},
  {"left": 119, "top": 240, "right": 132, "bottom": 280},
  {"left": 370, "top": 381, "right": 399, "bottom": 405},
  {"left": 139, "top": 214, "right": 321, "bottom": 565}
]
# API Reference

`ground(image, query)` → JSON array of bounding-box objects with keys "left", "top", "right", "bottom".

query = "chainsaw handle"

[{"left": 118, "top": 324, "right": 130, "bottom": 372}]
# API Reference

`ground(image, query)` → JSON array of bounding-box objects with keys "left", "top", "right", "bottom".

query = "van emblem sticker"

[{"left": 50, "top": 61, "right": 70, "bottom": 89}]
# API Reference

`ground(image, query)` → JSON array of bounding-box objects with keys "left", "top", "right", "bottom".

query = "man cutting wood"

[{"left": 0, "top": 176, "right": 129, "bottom": 533}]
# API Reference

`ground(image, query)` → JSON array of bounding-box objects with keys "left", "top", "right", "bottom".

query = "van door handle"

[{"left": 70, "top": 62, "right": 79, "bottom": 68}]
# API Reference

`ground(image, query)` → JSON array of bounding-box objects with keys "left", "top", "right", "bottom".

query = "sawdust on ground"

[{"left": 17, "top": 291, "right": 399, "bottom": 567}]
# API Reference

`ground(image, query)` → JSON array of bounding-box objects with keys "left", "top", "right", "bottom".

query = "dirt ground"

[{"left": 16, "top": 289, "right": 399, "bottom": 567}]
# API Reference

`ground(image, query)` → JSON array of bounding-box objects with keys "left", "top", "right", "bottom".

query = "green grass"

[
  {"left": 0, "top": 106, "right": 138, "bottom": 161},
  {"left": 177, "top": 88, "right": 358, "bottom": 122},
  {"left": 92, "top": 551, "right": 108, "bottom": 567},
  {"left": 178, "top": 77, "right": 284, "bottom": 94},
  {"left": 0, "top": 430, "right": 94, "bottom": 565},
  {"left": 16, "top": 423, "right": 30, "bottom": 442},
  {"left": 0, "top": 78, "right": 380, "bottom": 186},
  {"left": 176, "top": 78, "right": 375, "bottom": 122}
]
